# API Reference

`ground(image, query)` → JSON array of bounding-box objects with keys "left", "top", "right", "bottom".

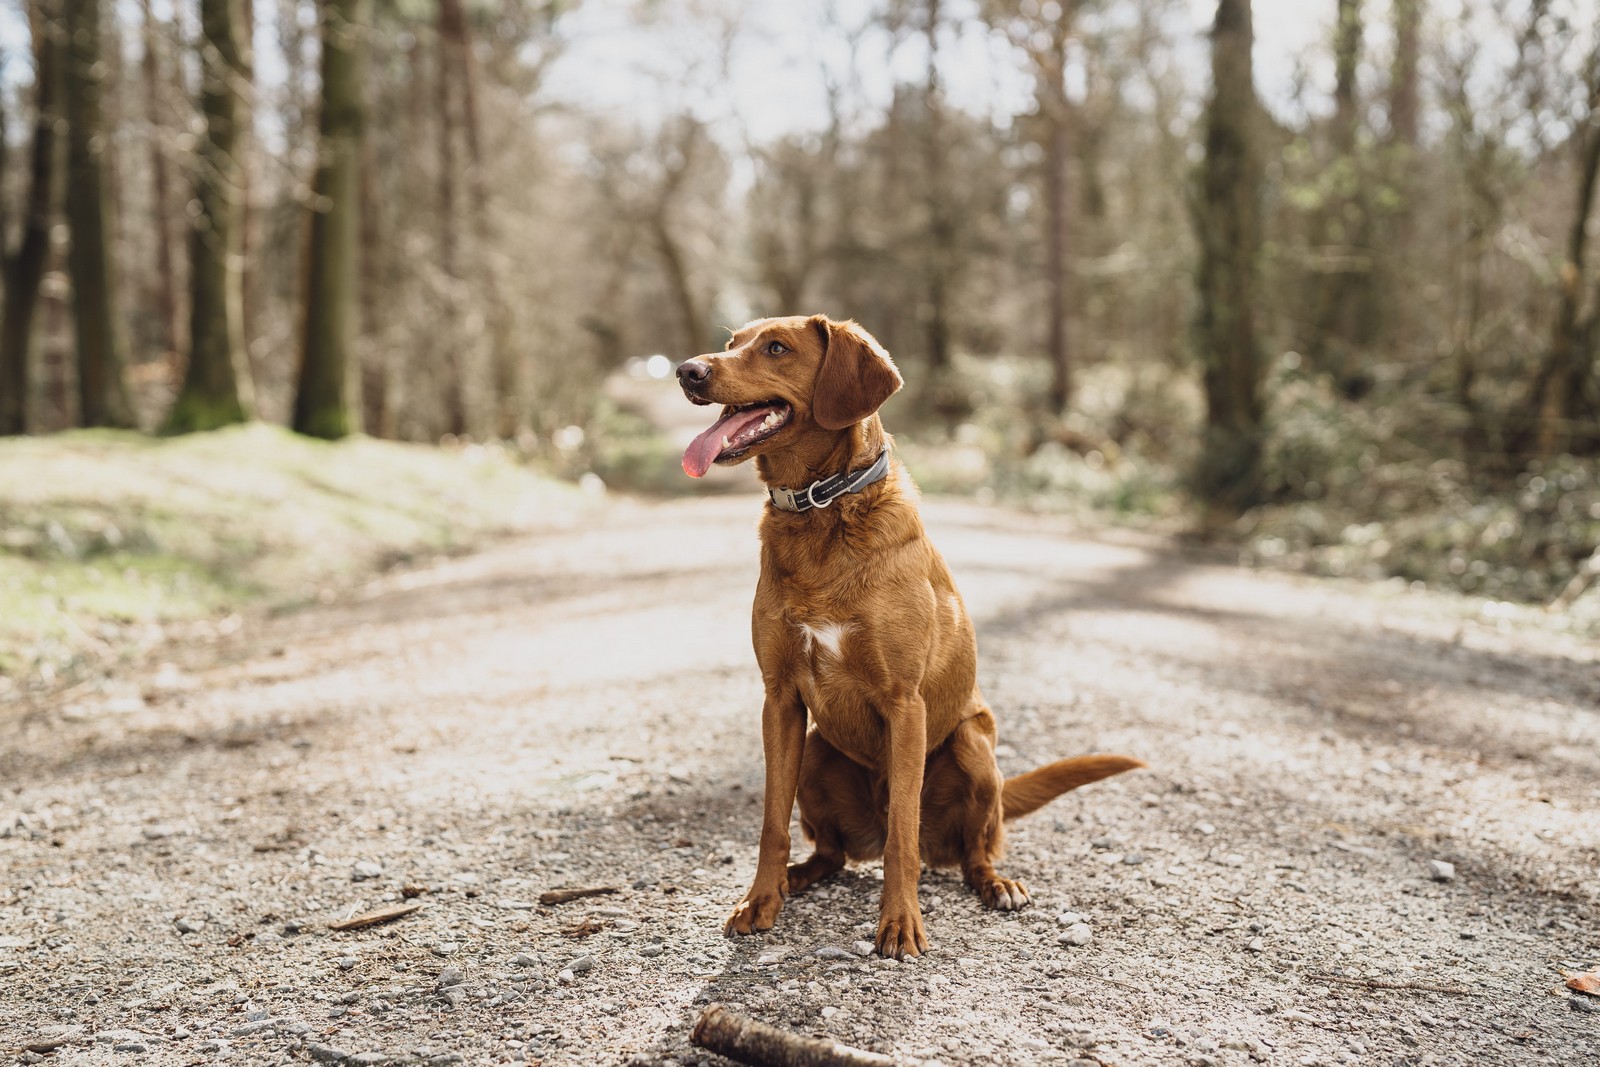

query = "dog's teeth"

[{"left": 720, "top": 436, "right": 732, "bottom": 450}]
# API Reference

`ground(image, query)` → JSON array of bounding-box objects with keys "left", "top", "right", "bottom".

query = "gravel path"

[{"left": 3, "top": 495, "right": 1597, "bottom": 1066}]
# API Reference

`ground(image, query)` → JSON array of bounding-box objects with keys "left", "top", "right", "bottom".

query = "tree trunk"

[
  {"left": 291, "top": 0, "right": 368, "bottom": 440},
  {"left": 1534, "top": 79, "right": 1600, "bottom": 458},
  {"left": 0, "top": 0, "right": 62, "bottom": 436},
  {"left": 61, "top": 0, "right": 136, "bottom": 428},
  {"left": 922, "top": 0, "right": 951, "bottom": 384},
  {"left": 433, "top": 3, "right": 467, "bottom": 437},
  {"left": 1332, "top": 0, "right": 1361, "bottom": 153},
  {"left": 1192, "top": 0, "right": 1264, "bottom": 509},
  {"left": 1037, "top": 12, "right": 1074, "bottom": 417},
  {"left": 237, "top": 0, "right": 259, "bottom": 377},
  {"left": 439, "top": 0, "right": 518, "bottom": 439},
  {"left": 1389, "top": 0, "right": 1420, "bottom": 147},
  {"left": 137, "top": 0, "right": 179, "bottom": 363},
  {"left": 166, "top": 0, "right": 249, "bottom": 433}
]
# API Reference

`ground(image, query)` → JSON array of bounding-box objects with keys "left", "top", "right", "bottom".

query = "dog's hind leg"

[
  {"left": 922, "top": 709, "right": 1032, "bottom": 911},
  {"left": 788, "top": 730, "right": 883, "bottom": 894}
]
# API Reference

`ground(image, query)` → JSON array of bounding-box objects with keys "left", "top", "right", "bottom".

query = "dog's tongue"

[{"left": 683, "top": 407, "right": 773, "bottom": 478}]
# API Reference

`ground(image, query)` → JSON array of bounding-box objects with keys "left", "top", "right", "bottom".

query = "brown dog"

[{"left": 677, "top": 314, "right": 1143, "bottom": 958}]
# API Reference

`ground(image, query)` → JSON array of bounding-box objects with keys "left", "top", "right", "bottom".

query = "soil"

[{"left": 3, "top": 494, "right": 1597, "bottom": 1066}]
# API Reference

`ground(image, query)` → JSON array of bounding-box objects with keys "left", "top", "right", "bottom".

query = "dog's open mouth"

[{"left": 682, "top": 401, "right": 792, "bottom": 478}]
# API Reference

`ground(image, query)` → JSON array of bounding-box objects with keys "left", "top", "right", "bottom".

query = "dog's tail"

[{"left": 1001, "top": 755, "right": 1146, "bottom": 821}]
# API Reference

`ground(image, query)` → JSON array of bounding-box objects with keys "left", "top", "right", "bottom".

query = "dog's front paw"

[
  {"left": 977, "top": 876, "right": 1031, "bottom": 911},
  {"left": 875, "top": 903, "right": 929, "bottom": 959},
  {"left": 724, "top": 887, "right": 785, "bottom": 936}
]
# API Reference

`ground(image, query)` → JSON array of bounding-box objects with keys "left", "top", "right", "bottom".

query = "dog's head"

[{"left": 677, "top": 315, "right": 902, "bottom": 478}]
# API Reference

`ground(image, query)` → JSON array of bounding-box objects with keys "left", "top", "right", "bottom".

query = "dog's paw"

[
  {"left": 724, "top": 888, "right": 785, "bottom": 936},
  {"left": 978, "top": 876, "right": 1031, "bottom": 911},
  {"left": 875, "top": 904, "right": 929, "bottom": 959}
]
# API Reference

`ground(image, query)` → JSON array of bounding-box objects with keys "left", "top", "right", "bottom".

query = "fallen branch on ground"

[
  {"left": 327, "top": 902, "right": 423, "bottom": 931},
  {"left": 538, "top": 886, "right": 618, "bottom": 906},
  {"left": 691, "top": 1004, "right": 897, "bottom": 1067}
]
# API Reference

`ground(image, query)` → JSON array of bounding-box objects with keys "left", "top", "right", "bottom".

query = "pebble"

[
  {"left": 432, "top": 942, "right": 459, "bottom": 957},
  {"left": 756, "top": 951, "right": 787, "bottom": 966},
  {"left": 1571, "top": 996, "right": 1599, "bottom": 1014},
  {"left": 112, "top": 1042, "right": 148, "bottom": 1053},
  {"left": 1057, "top": 911, "right": 1085, "bottom": 926},
  {"left": 351, "top": 861, "right": 383, "bottom": 881},
  {"left": 1427, "top": 860, "right": 1455, "bottom": 882},
  {"left": 512, "top": 953, "right": 539, "bottom": 967},
  {"left": 568, "top": 955, "right": 595, "bottom": 973},
  {"left": 1090, "top": 836, "right": 1118, "bottom": 849},
  {"left": 174, "top": 917, "right": 204, "bottom": 934},
  {"left": 337, "top": 957, "right": 358, "bottom": 971},
  {"left": 639, "top": 944, "right": 664, "bottom": 958},
  {"left": 1246, "top": 937, "right": 1265, "bottom": 953},
  {"left": 349, "top": 1055, "right": 390, "bottom": 1066},
  {"left": 812, "top": 946, "right": 853, "bottom": 960},
  {"left": 852, "top": 941, "right": 874, "bottom": 957},
  {"left": 233, "top": 1019, "right": 280, "bottom": 1036},
  {"left": 557, "top": 969, "right": 575, "bottom": 984},
  {"left": 1059, "top": 924, "right": 1093, "bottom": 947},
  {"left": 309, "top": 1044, "right": 352, "bottom": 1063},
  {"left": 435, "top": 968, "right": 464, "bottom": 988},
  {"left": 821, "top": 1006, "right": 839, "bottom": 1019},
  {"left": 1123, "top": 853, "right": 1146, "bottom": 865},
  {"left": 1197, "top": 822, "right": 1217, "bottom": 835},
  {"left": 141, "top": 825, "right": 177, "bottom": 840}
]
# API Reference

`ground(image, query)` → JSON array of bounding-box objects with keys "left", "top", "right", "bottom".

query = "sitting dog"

[{"left": 677, "top": 314, "right": 1144, "bottom": 958}]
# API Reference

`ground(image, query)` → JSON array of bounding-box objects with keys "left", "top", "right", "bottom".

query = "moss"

[{"left": 0, "top": 424, "right": 584, "bottom": 687}]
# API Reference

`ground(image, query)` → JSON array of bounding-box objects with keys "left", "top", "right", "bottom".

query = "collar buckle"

[{"left": 767, "top": 448, "right": 891, "bottom": 513}]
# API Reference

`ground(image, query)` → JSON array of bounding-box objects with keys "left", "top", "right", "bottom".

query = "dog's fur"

[{"left": 677, "top": 315, "right": 1144, "bottom": 958}]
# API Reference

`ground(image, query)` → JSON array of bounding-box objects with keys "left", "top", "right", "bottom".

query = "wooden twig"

[
  {"left": 691, "top": 1004, "right": 897, "bottom": 1067},
  {"left": 327, "top": 902, "right": 423, "bottom": 931},
  {"left": 538, "top": 886, "right": 618, "bottom": 906},
  {"left": 1307, "top": 972, "right": 1474, "bottom": 996}
]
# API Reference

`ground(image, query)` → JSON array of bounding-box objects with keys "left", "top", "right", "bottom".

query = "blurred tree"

[
  {"left": 985, "top": 0, "right": 1083, "bottom": 416},
  {"left": 0, "top": 1, "right": 62, "bottom": 436},
  {"left": 1307, "top": 0, "right": 1378, "bottom": 400},
  {"left": 1535, "top": 35, "right": 1600, "bottom": 458},
  {"left": 1389, "top": 0, "right": 1421, "bottom": 148},
  {"left": 1192, "top": 0, "right": 1263, "bottom": 509},
  {"left": 137, "top": 0, "right": 180, "bottom": 363},
  {"left": 167, "top": 0, "right": 251, "bottom": 433},
  {"left": 62, "top": 0, "right": 136, "bottom": 428},
  {"left": 292, "top": 0, "right": 369, "bottom": 439}
]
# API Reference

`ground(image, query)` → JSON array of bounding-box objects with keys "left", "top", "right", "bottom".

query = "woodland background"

[{"left": 2, "top": 0, "right": 1600, "bottom": 615}]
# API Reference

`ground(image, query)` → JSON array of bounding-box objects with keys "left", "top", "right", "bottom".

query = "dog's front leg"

[
  {"left": 877, "top": 694, "right": 929, "bottom": 958},
  {"left": 725, "top": 687, "right": 806, "bottom": 936}
]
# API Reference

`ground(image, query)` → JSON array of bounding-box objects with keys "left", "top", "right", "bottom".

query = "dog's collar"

[{"left": 767, "top": 448, "right": 891, "bottom": 513}]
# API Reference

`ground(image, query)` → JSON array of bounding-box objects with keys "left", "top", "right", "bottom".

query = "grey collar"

[{"left": 767, "top": 448, "right": 892, "bottom": 512}]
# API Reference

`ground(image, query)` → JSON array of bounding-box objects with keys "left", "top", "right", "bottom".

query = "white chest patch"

[
  {"left": 949, "top": 595, "right": 962, "bottom": 627},
  {"left": 799, "top": 621, "right": 849, "bottom": 658}
]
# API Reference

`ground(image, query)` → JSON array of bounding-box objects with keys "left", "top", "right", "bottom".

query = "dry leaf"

[
  {"left": 561, "top": 918, "right": 605, "bottom": 939},
  {"left": 1565, "top": 968, "right": 1600, "bottom": 995}
]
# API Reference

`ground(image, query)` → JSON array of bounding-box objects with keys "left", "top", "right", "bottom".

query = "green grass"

[{"left": 0, "top": 424, "right": 584, "bottom": 685}]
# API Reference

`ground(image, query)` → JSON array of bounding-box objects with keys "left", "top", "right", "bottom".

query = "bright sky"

[{"left": 540, "top": 0, "right": 1341, "bottom": 143}]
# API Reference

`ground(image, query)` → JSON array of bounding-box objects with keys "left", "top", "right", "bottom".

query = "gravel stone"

[
  {"left": 812, "top": 946, "right": 854, "bottom": 960},
  {"left": 351, "top": 861, "right": 383, "bottom": 881},
  {"left": 852, "top": 941, "right": 874, "bottom": 957},
  {"left": 1059, "top": 924, "right": 1093, "bottom": 947},
  {"left": 337, "top": 957, "right": 358, "bottom": 971},
  {"left": 638, "top": 944, "right": 664, "bottom": 958},
  {"left": 309, "top": 1044, "right": 352, "bottom": 1063},
  {"left": 174, "top": 917, "right": 204, "bottom": 934},
  {"left": 1571, "top": 995, "right": 1599, "bottom": 1014},
  {"left": 568, "top": 954, "right": 595, "bottom": 973},
  {"left": 1427, "top": 860, "right": 1456, "bottom": 882}
]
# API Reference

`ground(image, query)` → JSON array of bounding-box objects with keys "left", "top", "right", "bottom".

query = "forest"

[{"left": 2, "top": 0, "right": 1598, "bottom": 615}]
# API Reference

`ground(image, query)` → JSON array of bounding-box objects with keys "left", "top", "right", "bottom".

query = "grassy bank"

[{"left": 0, "top": 424, "right": 584, "bottom": 693}]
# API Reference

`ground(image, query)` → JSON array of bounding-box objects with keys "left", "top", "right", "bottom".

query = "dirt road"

[{"left": 3, "top": 494, "right": 1597, "bottom": 1066}]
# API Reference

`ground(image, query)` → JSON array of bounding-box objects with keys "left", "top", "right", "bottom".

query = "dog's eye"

[{"left": 765, "top": 341, "right": 787, "bottom": 356}]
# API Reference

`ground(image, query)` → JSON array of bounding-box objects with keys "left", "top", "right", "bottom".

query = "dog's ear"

[{"left": 809, "top": 316, "right": 903, "bottom": 431}]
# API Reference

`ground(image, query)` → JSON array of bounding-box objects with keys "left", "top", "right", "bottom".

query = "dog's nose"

[{"left": 676, "top": 359, "right": 711, "bottom": 387}]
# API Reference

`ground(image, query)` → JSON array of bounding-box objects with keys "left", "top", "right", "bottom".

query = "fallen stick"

[
  {"left": 1307, "top": 973, "right": 1474, "bottom": 996},
  {"left": 538, "top": 886, "right": 619, "bottom": 906},
  {"left": 690, "top": 1004, "right": 897, "bottom": 1067},
  {"left": 328, "top": 902, "right": 423, "bottom": 931}
]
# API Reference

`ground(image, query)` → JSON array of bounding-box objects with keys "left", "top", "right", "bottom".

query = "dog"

[{"left": 677, "top": 314, "right": 1144, "bottom": 958}]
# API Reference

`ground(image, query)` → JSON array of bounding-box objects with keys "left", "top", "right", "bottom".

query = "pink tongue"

[{"left": 683, "top": 408, "right": 774, "bottom": 478}]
